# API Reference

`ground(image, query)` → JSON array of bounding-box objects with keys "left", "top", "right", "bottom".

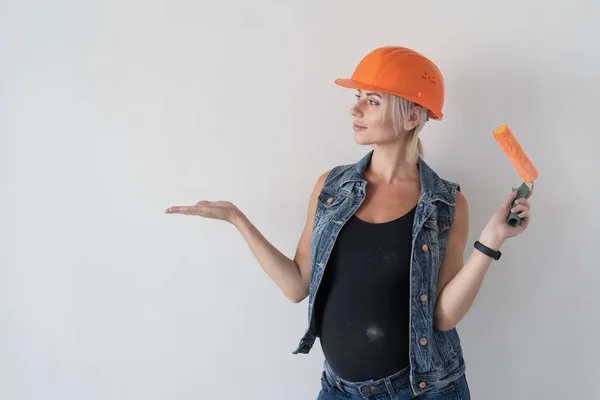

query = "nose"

[{"left": 350, "top": 101, "right": 363, "bottom": 117}]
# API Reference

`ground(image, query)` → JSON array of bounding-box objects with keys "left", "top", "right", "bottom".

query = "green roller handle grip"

[{"left": 508, "top": 182, "right": 530, "bottom": 227}]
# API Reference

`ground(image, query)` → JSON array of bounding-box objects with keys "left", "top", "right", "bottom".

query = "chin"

[{"left": 354, "top": 131, "right": 374, "bottom": 145}]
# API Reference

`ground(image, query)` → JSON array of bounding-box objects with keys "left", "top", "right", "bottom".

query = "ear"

[{"left": 402, "top": 106, "right": 425, "bottom": 131}]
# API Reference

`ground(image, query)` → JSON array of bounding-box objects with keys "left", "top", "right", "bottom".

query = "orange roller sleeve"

[{"left": 493, "top": 125, "right": 538, "bottom": 183}]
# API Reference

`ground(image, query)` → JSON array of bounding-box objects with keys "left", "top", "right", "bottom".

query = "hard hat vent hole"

[{"left": 421, "top": 72, "right": 436, "bottom": 84}]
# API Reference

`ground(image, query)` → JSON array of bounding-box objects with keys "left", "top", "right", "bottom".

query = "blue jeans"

[{"left": 317, "top": 360, "right": 470, "bottom": 400}]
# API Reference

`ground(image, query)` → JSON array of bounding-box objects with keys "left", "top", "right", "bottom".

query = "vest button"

[
  {"left": 327, "top": 197, "right": 334, "bottom": 204},
  {"left": 419, "top": 337, "right": 428, "bottom": 345},
  {"left": 419, "top": 382, "right": 427, "bottom": 389},
  {"left": 422, "top": 244, "right": 429, "bottom": 252},
  {"left": 360, "top": 385, "right": 372, "bottom": 395},
  {"left": 420, "top": 294, "right": 428, "bottom": 302}
]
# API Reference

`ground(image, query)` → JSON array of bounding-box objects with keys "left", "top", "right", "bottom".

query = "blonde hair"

[{"left": 382, "top": 93, "right": 428, "bottom": 163}]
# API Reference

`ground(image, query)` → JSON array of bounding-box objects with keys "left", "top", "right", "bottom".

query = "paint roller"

[{"left": 493, "top": 124, "right": 538, "bottom": 227}]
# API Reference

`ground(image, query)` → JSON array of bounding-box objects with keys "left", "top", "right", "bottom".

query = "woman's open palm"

[{"left": 165, "top": 200, "right": 240, "bottom": 223}]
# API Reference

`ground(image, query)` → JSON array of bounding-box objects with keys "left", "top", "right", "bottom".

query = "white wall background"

[{"left": 2, "top": 1, "right": 599, "bottom": 399}]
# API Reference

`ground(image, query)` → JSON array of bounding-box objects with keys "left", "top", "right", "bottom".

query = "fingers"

[
  {"left": 516, "top": 209, "right": 530, "bottom": 219},
  {"left": 513, "top": 197, "right": 530, "bottom": 208},
  {"left": 165, "top": 206, "right": 196, "bottom": 214},
  {"left": 511, "top": 198, "right": 531, "bottom": 218},
  {"left": 511, "top": 206, "right": 530, "bottom": 217},
  {"left": 507, "top": 191, "right": 531, "bottom": 208},
  {"left": 504, "top": 190, "right": 519, "bottom": 207}
]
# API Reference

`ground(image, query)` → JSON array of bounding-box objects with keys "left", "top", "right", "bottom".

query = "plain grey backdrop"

[{"left": 2, "top": 0, "right": 599, "bottom": 399}]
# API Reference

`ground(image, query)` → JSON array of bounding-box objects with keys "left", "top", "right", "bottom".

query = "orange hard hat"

[{"left": 335, "top": 46, "right": 445, "bottom": 120}]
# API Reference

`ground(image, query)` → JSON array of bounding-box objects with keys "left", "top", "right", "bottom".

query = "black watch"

[{"left": 474, "top": 240, "right": 502, "bottom": 260}]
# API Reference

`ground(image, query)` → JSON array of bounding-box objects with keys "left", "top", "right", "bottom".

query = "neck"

[{"left": 365, "top": 144, "right": 420, "bottom": 184}]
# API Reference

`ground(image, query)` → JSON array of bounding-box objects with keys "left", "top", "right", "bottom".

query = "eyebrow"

[{"left": 357, "top": 90, "right": 382, "bottom": 98}]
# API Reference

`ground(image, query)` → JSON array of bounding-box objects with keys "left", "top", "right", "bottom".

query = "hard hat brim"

[{"left": 334, "top": 78, "right": 384, "bottom": 93}]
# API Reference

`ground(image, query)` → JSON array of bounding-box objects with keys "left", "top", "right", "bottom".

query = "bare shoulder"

[
  {"left": 455, "top": 189, "right": 468, "bottom": 212},
  {"left": 452, "top": 189, "right": 469, "bottom": 232},
  {"left": 317, "top": 169, "right": 331, "bottom": 186},
  {"left": 309, "top": 170, "right": 331, "bottom": 203}
]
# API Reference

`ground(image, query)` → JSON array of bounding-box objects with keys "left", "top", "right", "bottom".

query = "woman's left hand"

[{"left": 480, "top": 186, "right": 533, "bottom": 249}]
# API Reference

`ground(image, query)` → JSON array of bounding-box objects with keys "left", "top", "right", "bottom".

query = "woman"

[{"left": 166, "top": 46, "right": 533, "bottom": 399}]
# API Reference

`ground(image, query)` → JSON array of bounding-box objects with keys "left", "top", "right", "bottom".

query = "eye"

[{"left": 355, "top": 94, "right": 379, "bottom": 106}]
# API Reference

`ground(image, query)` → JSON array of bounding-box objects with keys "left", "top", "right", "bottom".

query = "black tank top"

[{"left": 314, "top": 206, "right": 416, "bottom": 382}]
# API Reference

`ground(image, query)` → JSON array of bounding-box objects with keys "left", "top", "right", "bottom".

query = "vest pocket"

[
  {"left": 314, "top": 191, "right": 341, "bottom": 227},
  {"left": 432, "top": 329, "right": 458, "bottom": 363},
  {"left": 422, "top": 219, "right": 441, "bottom": 258}
]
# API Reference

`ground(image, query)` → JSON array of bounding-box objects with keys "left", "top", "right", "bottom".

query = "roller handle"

[{"left": 508, "top": 182, "right": 530, "bottom": 227}]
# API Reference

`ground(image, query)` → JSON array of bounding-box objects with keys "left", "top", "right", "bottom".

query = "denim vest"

[{"left": 292, "top": 150, "right": 466, "bottom": 396}]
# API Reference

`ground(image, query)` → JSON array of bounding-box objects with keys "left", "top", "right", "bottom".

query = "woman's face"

[
  {"left": 350, "top": 90, "right": 396, "bottom": 146},
  {"left": 350, "top": 90, "right": 424, "bottom": 146}
]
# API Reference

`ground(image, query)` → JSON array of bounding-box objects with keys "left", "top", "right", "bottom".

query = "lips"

[{"left": 353, "top": 122, "right": 367, "bottom": 130}]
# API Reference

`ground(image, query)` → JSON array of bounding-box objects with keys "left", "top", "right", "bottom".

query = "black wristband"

[{"left": 474, "top": 240, "right": 502, "bottom": 260}]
